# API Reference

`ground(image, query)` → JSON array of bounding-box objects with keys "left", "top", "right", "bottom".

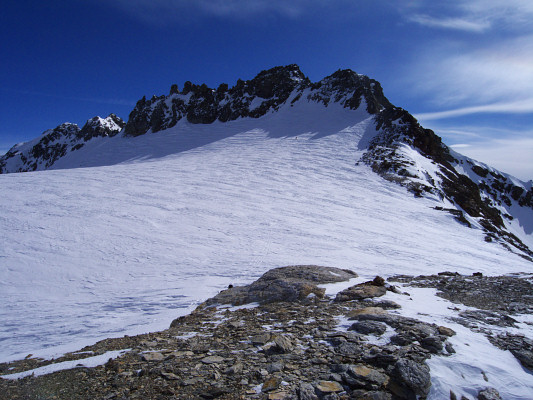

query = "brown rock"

[
  {"left": 316, "top": 380, "right": 344, "bottom": 393},
  {"left": 372, "top": 276, "right": 386, "bottom": 286},
  {"left": 346, "top": 307, "right": 387, "bottom": 319},
  {"left": 335, "top": 284, "right": 387, "bottom": 302},
  {"left": 438, "top": 326, "right": 456, "bottom": 337},
  {"left": 268, "top": 391, "right": 289, "bottom": 400},
  {"left": 263, "top": 376, "right": 282, "bottom": 392}
]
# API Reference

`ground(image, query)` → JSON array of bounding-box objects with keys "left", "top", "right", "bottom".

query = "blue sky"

[{"left": 1, "top": 0, "right": 532, "bottom": 180}]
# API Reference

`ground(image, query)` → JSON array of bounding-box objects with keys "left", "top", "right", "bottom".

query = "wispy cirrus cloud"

[
  {"left": 104, "top": 0, "right": 353, "bottom": 24},
  {"left": 405, "top": 34, "right": 533, "bottom": 112},
  {"left": 408, "top": 14, "right": 490, "bottom": 33},
  {"left": 405, "top": 0, "right": 533, "bottom": 32},
  {"left": 414, "top": 99, "right": 533, "bottom": 121}
]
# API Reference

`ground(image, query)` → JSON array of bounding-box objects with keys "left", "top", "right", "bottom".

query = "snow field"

[{"left": 1, "top": 101, "right": 531, "bottom": 373}]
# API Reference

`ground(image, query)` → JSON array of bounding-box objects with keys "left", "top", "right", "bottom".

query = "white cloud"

[
  {"left": 408, "top": 14, "right": 490, "bottom": 32},
  {"left": 406, "top": 35, "right": 533, "bottom": 108},
  {"left": 414, "top": 99, "right": 533, "bottom": 121},
  {"left": 405, "top": 0, "right": 533, "bottom": 33},
  {"left": 105, "top": 0, "right": 352, "bottom": 23},
  {"left": 451, "top": 138, "right": 533, "bottom": 181}
]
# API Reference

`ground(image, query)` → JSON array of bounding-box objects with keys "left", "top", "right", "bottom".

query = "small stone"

[
  {"left": 268, "top": 391, "right": 288, "bottom": 400},
  {"left": 445, "top": 342, "right": 456, "bottom": 354},
  {"left": 224, "top": 362, "right": 243, "bottom": 375},
  {"left": 391, "top": 359, "right": 431, "bottom": 398},
  {"left": 263, "top": 376, "right": 282, "bottom": 392},
  {"left": 141, "top": 352, "right": 165, "bottom": 362},
  {"left": 228, "top": 321, "right": 241, "bottom": 328},
  {"left": 348, "top": 364, "right": 389, "bottom": 387},
  {"left": 371, "top": 300, "right": 401, "bottom": 309},
  {"left": 201, "top": 355, "right": 224, "bottom": 364},
  {"left": 316, "top": 380, "right": 344, "bottom": 393},
  {"left": 170, "top": 350, "right": 194, "bottom": 357},
  {"left": 160, "top": 371, "right": 179, "bottom": 380},
  {"left": 251, "top": 333, "right": 272, "bottom": 345},
  {"left": 273, "top": 335, "right": 294, "bottom": 353},
  {"left": 350, "top": 390, "right": 392, "bottom": 400},
  {"left": 420, "top": 336, "right": 444, "bottom": 354},
  {"left": 267, "top": 362, "right": 284, "bottom": 373},
  {"left": 346, "top": 307, "right": 387, "bottom": 319},
  {"left": 182, "top": 377, "right": 201, "bottom": 386},
  {"left": 478, "top": 387, "right": 502, "bottom": 400},
  {"left": 299, "top": 383, "right": 319, "bottom": 400}
]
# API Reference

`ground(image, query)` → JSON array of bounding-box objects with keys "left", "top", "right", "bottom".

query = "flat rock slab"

[
  {"left": 316, "top": 380, "right": 344, "bottom": 393},
  {"left": 201, "top": 355, "right": 225, "bottom": 364},
  {"left": 141, "top": 352, "right": 165, "bottom": 362}
]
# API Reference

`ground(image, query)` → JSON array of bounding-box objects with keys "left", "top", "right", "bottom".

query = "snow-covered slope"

[
  {"left": 1, "top": 65, "right": 532, "bottom": 383},
  {"left": 2, "top": 66, "right": 531, "bottom": 259},
  {"left": 1, "top": 99, "right": 532, "bottom": 365}
]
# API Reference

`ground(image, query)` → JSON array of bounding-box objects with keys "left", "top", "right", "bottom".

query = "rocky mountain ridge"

[{"left": 0, "top": 65, "right": 531, "bottom": 258}]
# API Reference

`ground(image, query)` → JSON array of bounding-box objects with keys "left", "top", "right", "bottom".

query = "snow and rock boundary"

[{"left": 2, "top": 265, "right": 529, "bottom": 399}]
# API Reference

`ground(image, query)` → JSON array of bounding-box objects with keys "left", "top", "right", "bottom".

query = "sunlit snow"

[{"left": 1, "top": 101, "right": 531, "bottom": 398}]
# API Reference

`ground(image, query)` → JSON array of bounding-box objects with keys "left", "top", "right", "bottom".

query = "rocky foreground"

[{"left": 1, "top": 265, "right": 531, "bottom": 400}]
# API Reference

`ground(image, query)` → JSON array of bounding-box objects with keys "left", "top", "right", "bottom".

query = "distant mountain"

[
  {"left": 0, "top": 114, "right": 124, "bottom": 172},
  {"left": 0, "top": 65, "right": 531, "bottom": 258}
]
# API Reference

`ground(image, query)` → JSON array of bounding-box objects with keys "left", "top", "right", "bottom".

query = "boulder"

[
  {"left": 390, "top": 359, "right": 431, "bottom": 399},
  {"left": 349, "top": 321, "right": 388, "bottom": 336},
  {"left": 336, "top": 283, "right": 387, "bottom": 302},
  {"left": 205, "top": 265, "right": 357, "bottom": 306}
]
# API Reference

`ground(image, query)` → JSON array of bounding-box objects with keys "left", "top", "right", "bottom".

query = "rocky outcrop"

[
  {"left": 77, "top": 114, "right": 125, "bottom": 142},
  {"left": 390, "top": 272, "right": 533, "bottom": 372},
  {"left": 202, "top": 265, "right": 358, "bottom": 306},
  {"left": 0, "top": 266, "right": 459, "bottom": 399},
  {"left": 361, "top": 105, "right": 533, "bottom": 259}
]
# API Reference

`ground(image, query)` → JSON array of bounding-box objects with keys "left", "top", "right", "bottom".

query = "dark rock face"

[{"left": 122, "top": 64, "right": 391, "bottom": 137}]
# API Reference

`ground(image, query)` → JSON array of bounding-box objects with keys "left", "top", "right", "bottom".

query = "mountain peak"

[{"left": 79, "top": 114, "right": 125, "bottom": 141}]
